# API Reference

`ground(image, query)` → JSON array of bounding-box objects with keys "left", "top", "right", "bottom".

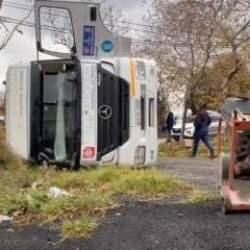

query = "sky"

[{"left": 0, "top": 0, "right": 151, "bottom": 90}]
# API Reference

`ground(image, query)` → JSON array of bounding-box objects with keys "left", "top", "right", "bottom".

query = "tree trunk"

[{"left": 181, "top": 99, "right": 188, "bottom": 142}]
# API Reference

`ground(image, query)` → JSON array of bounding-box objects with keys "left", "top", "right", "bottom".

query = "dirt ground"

[{"left": 2, "top": 158, "right": 250, "bottom": 250}]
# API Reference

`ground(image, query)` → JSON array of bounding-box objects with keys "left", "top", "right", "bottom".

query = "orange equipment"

[{"left": 220, "top": 99, "right": 250, "bottom": 213}]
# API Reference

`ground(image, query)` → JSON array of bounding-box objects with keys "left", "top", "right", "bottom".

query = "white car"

[{"left": 172, "top": 111, "right": 224, "bottom": 140}]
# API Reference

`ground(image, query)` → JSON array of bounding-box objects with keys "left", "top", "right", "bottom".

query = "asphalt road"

[
  {"left": 1, "top": 201, "right": 250, "bottom": 250},
  {"left": 158, "top": 157, "right": 220, "bottom": 192}
]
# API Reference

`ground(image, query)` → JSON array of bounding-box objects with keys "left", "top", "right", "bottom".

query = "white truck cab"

[{"left": 5, "top": 0, "right": 159, "bottom": 168}]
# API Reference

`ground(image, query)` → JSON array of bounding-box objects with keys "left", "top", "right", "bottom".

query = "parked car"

[
  {"left": 171, "top": 115, "right": 183, "bottom": 141},
  {"left": 172, "top": 111, "right": 225, "bottom": 140}
]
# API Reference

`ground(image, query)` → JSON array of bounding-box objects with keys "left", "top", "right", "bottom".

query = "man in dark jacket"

[
  {"left": 166, "top": 111, "right": 174, "bottom": 143},
  {"left": 192, "top": 105, "right": 215, "bottom": 158}
]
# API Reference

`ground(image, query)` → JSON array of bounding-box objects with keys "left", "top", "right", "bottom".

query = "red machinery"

[{"left": 220, "top": 99, "right": 250, "bottom": 213}]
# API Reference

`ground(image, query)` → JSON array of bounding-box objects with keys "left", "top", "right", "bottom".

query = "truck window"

[
  {"left": 39, "top": 7, "right": 75, "bottom": 54},
  {"left": 140, "top": 85, "right": 146, "bottom": 130},
  {"left": 149, "top": 98, "right": 155, "bottom": 127}
]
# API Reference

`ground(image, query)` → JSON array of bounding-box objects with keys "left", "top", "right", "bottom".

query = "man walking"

[
  {"left": 165, "top": 111, "right": 174, "bottom": 143},
  {"left": 192, "top": 105, "right": 215, "bottom": 158}
]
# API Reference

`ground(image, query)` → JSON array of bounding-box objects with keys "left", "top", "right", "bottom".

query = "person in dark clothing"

[
  {"left": 166, "top": 111, "right": 174, "bottom": 143},
  {"left": 192, "top": 105, "right": 215, "bottom": 158}
]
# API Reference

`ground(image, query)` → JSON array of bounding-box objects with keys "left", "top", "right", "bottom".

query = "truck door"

[
  {"left": 30, "top": 61, "right": 81, "bottom": 167},
  {"left": 34, "top": 0, "right": 131, "bottom": 59},
  {"left": 97, "top": 67, "right": 129, "bottom": 159}
]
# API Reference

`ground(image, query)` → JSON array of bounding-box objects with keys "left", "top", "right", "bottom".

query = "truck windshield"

[{"left": 42, "top": 72, "right": 76, "bottom": 161}]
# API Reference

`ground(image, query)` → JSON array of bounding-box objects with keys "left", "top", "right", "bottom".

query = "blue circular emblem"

[{"left": 101, "top": 40, "right": 114, "bottom": 53}]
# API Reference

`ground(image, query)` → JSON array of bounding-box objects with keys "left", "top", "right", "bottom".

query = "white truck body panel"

[
  {"left": 116, "top": 58, "right": 159, "bottom": 165},
  {"left": 5, "top": 58, "right": 159, "bottom": 167},
  {"left": 35, "top": 0, "right": 131, "bottom": 59},
  {"left": 6, "top": 64, "right": 31, "bottom": 159}
]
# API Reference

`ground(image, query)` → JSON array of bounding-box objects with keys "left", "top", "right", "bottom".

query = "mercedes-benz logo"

[{"left": 98, "top": 105, "right": 112, "bottom": 120}]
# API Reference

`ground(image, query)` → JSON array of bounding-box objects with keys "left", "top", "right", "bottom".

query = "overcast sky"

[{"left": 0, "top": 0, "right": 150, "bottom": 90}]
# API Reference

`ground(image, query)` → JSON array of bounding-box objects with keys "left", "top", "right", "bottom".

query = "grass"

[
  {"left": 0, "top": 127, "right": 18, "bottom": 166},
  {"left": 62, "top": 217, "right": 98, "bottom": 240},
  {"left": 187, "top": 189, "right": 220, "bottom": 204},
  {"left": 0, "top": 127, "right": 193, "bottom": 240},
  {"left": 0, "top": 166, "right": 192, "bottom": 239},
  {"left": 159, "top": 141, "right": 213, "bottom": 158},
  {"left": 159, "top": 136, "right": 230, "bottom": 159}
]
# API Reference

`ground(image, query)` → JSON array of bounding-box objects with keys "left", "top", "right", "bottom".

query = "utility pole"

[{"left": 0, "top": 0, "right": 2, "bottom": 10}]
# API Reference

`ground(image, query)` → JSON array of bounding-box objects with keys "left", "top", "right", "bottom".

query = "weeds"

[
  {"left": 0, "top": 127, "right": 18, "bottom": 166},
  {"left": 0, "top": 127, "right": 193, "bottom": 239},
  {"left": 62, "top": 217, "right": 98, "bottom": 240},
  {"left": 0, "top": 164, "right": 193, "bottom": 239},
  {"left": 159, "top": 137, "right": 221, "bottom": 159},
  {"left": 187, "top": 189, "right": 220, "bottom": 204},
  {"left": 159, "top": 133, "right": 232, "bottom": 159}
]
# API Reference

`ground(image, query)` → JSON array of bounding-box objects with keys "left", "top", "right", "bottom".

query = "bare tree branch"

[{"left": 0, "top": 6, "right": 34, "bottom": 52}]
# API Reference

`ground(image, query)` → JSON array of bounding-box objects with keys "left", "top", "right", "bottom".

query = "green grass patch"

[
  {"left": 187, "top": 189, "right": 220, "bottom": 204},
  {"left": 159, "top": 137, "right": 223, "bottom": 159},
  {"left": 159, "top": 131, "right": 232, "bottom": 159},
  {"left": 0, "top": 127, "right": 21, "bottom": 167},
  {"left": 159, "top": 142, "right": 212, "bottom": 158},
  {"left": 62, "top": 217, "right": 98, "bottom": 240},
  {"left": 0, "top": 162, "right": 192, "bottom": 239}
]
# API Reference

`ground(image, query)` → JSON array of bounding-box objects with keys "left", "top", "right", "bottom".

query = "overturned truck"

[{"left": 5, "top": 0, "right": 159, "bottom": 169}]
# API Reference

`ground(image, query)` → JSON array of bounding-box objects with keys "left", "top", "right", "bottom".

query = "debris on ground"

[
  {"left": 31, "top": 181, "right": 43, "bottom": 190},
  {"left": 0, "top": 215, "right": 13, "bottom": 224},
  {"left": 48, "top": 187, "right": 72, "bottom": 199}
]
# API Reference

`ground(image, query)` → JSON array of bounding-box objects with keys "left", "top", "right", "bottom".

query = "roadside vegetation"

[
  {"left": 159, "top": 136, "right": 230, "bottom": 159},
  {"left": 0, "top": 127, "right": 193, "bottom": 240},
  {"left": 144, "top": 1, "right": 250, "bottom": 118},
  {"left": 159, "top": 140, "right": 217, "bottom": 158},
  {"left": 187, "top": 190, "right": 220, "bottom": 204}
]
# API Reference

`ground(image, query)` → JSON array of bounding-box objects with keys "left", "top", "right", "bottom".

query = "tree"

[
  {"left": 213, "top": 0, "right": 250, "bottom": 94},
  {"left": 0, "top": 6, "right": 33, "bottom": 52},
  {"left": 145, "top": 0, "right": 250, "bottom": 100},
  {"left": 141, "top": 0, "right": 250, "bottom": 136},
  {"left": 101, "top": 4, "right": 130, "bottom": 36},
  {"left": 141, "top": 0, "right": 223, "bottom": 138},
  {"left": 189, "top": 53, "right": 250, "bottom": 112}
]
